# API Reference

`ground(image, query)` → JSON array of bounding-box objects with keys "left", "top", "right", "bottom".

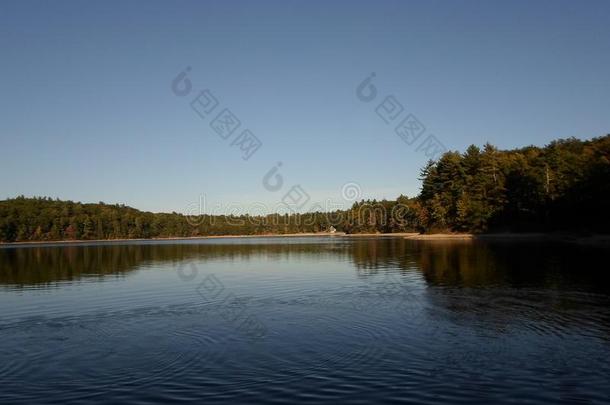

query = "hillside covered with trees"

[
  {"left": 1, "top": 135, "right": 608, "bottom": 243},
  {"left": 418, "top": 135, "right": 610, "bottom": 233}
]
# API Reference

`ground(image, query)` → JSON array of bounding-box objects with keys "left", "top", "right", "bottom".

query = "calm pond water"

[{"left": 1, "top": 236, "right": 609, "bottom": 404}]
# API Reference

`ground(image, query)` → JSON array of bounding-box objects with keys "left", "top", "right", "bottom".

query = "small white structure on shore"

[{"left": 329, "top": 226, "right": 336, "bottom": 234}]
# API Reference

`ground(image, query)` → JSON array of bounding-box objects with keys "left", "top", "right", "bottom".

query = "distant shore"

[
  {"left": 0, "top": 232, "right": 342, "bottom": 247},
  {"left": 2, "top": 231, "right": 609, "bottom": 247},
  {"left": 0, "top": 232, "right": 413, "bottom": 247}
]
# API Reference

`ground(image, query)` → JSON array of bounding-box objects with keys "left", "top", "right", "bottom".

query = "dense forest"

[{"left": 1, "top": 135, "right": 609, "bottom": 243}]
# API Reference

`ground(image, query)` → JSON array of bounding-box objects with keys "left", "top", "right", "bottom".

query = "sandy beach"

[{"left": 404, "top": 233, "right": 610, "bottom": 244}]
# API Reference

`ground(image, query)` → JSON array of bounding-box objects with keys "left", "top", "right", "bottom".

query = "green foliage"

[
  {"left": 417, "top": 135, "right": 610, "bottom": 233},
  {"left": 1, "top": 135, "right": 608, "bottom": 242}
]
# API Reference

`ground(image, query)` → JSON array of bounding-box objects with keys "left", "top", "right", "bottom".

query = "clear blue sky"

[{"left": 1, "top": 0, "right": 609, "bottom": 214}]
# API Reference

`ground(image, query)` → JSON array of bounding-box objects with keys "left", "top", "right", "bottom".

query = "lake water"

[{"left": 1, "top": 236, "right": 609, "bottom": 404}]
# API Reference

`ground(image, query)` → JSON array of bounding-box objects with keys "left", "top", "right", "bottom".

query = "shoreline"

[
  {"left": 404, "top": 232, "right": 610, "bottom": 244},
  {"left": 0, "top": 232, "right": 346, "bottom": 247},
  {"left": 1, "top": 231, "right": 609, "bottom": 247},
  {"left": 0, "top": 232, "right": 413, "bottom": 247}
]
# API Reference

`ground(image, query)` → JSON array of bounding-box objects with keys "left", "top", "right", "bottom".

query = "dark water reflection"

[
  {"left": 2, "top": 238, "right": 609, "bottom": 291},
  {"left": 1, "top": 237, "right": 609, "bottom": 404}
]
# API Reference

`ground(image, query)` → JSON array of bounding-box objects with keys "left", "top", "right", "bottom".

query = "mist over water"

[{"left": 1, "top": 237, "right": 609, "bottom": 404}]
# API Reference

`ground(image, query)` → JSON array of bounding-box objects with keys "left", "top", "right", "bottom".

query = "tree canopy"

[{"left": 1, "top": 135, "right": 608, "bottom": 243}]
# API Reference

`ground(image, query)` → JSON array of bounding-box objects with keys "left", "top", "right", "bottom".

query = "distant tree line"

[{"left": 1, "top": 135, "right": 608, "bottom": 243}]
